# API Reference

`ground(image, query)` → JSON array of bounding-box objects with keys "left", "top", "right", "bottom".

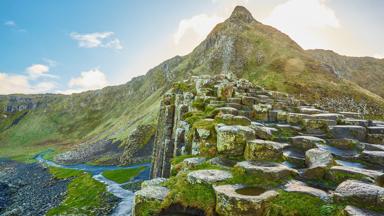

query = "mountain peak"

[{"left": 229, "top": 6, "right": 255, "bottom": 23}]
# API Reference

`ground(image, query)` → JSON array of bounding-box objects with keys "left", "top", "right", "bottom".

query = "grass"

[
  {"left": 102, "top": 166, "right": 146, "bottom": 184},
  {"left": 266, "top": 190, "right": 345, "bottom": 216},
  {"left": 47, "top": 167, "right": 116, "bottom": 216}
]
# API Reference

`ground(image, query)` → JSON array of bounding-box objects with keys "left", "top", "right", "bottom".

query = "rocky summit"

[{"left": 133, "top": 73, "right": 384, "bottom": 215}]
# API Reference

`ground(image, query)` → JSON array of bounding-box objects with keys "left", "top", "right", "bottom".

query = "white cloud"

[
  {"left": 68, "top": 68, "right": 109, "bottom": 93},
  {"left": 263, "top": 0, "right": 340, "bottom": 49},
  {"left": 0, "top": 72, "right": 56, "bottom": 94},
  {"left": 3, "top": 20, "right": 26, "bottom": 32},
  {"left": 373, "top": 53, "right": 384, "bottom": 59},
  {"left": 25, "top": 64, "right": 58, "bottom": 79},
  {"left": 173, "top": 14, "right": 225, "bottom": 55},
  {"left": 70, "top": 32, "right": 123, "bottom": 49}
]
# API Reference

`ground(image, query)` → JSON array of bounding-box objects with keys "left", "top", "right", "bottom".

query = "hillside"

[
  {"left": 308, "top": 49, "right": 384, "bottom": 98},
  {"left": 1, "top": 6, "right": 384, "bottom": 164}
]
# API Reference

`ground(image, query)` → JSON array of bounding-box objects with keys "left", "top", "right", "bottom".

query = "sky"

[{"left": 1, "top": 0, "right": 383, "bottom": 95}]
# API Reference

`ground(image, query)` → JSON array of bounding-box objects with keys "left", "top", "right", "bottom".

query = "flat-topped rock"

[
  {"left": 187, "top": 169, "right": 233, "bottom": 184},
  {"left": 360, "top": 151, "right": 384, "bottom": 166},
  {"left": 207, "top": 157, "right": 236, "bottom": 168},
  {"left": 344, "top": 119, "right": 370, "bottom": 127},
  {"left": 251, "top": 125, "right": 278, "bottom": 140},
  {"left": 287, "top": 113, "right": 312, "bottom": 125},
  {"left": 235, "top": 161, "right": 298, "bottom": 180},
  {"left": 132, "top": 186, "right": 170, "bottom": 216},
  {"left": 299, "top": 107, "right": 326, "bottom": 114},
  {"left": 253, "top": 103, "right": 272, "bottom": 121},
  {"left": 290, "top": 136, "right": 326, "bottom": 150},
  {"left": 339, "top": 112, "right": 361, "bottom": 119},
  {"left": 327, "top": 138, "right": 361, "bottom": 150},
  {"left": 284, "top": 180, "right": 329, "bottom": 201},
  {"left": 215, "top": 114, "right": 251, "bottom": 126},
  {"left": 344, "top": 205, "right": 383, "bottom": 216},
  {"left": 329, "top": 166, "right": 384, "bottom": 186},
  {"left": 214, "top": 184, "right": 278, "bottom": 216},
  {"left": 244, "top": 139, "right": 288, "bottom": 161},
  {"left": 183, "top": 157, "right": 206, "bottom": 167},
  {"left": 215, "top": 107, "right": 239, "bottom": 115},
  {"left": 141, "top": 178, "right": 167, "bottom": 188},
  {"left": 334, "top": 180, "right": 384, "bottom": 210},
  {"left": 216, "top": 125, "right": 255, "bottom": 156},
  {"left": 304, "top": 119, "right": 336, "bottom": 134},
  {"left": 312, "top": 113, "right": 344, "bottom": 121},
  {"left": 330, "top": 125, "right": 367, "bottom": 141},
  {"left": 303, "top": 148, "right": 334, "bottom": 179}
]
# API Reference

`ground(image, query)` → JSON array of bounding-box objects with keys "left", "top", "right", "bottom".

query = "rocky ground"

[
  {"left": 134, "top": 74, "right": 384, "bottom": 216},
  {"left": 0, "top": 159, "right": 69, "bottom": 216}
]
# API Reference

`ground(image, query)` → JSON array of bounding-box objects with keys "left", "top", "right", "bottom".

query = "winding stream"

[{"left": 35, "top": 152, "right": 151, "bottom": 216}]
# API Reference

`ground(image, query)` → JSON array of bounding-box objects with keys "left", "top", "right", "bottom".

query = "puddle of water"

[{"left": 235, "top": 187, "right": 266, "bottom": 196}]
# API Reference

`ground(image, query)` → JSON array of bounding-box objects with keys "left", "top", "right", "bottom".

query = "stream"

[{"left": 35, "top": 152, "right": 151, "bottom": 216}]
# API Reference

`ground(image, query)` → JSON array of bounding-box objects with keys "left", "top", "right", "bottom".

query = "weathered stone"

[
  {"left": 250, "top": 124, "right": 278, "bottom": 140},
  {"left": 367, "top": 134, "right": 384, "bottom": 144},
  {"left": 304, "top": 119, "right": 335, "bottom": 134},
  {"left": 253, "top": 103, "right": 272, "bottom": 121},
  {"left": 227, "top": 97, "right": 242, "bottom": 104},
  {"left": 215, "top": 114, "right": 251, "bottom": 126},
  {"left": 196, "top": 128, "right": 210, "bottom": 139},
  {"left": 276, "top": 110, "right": 288, "bottom": 122},
  {"left": 334, "top": 180, "right": 384, "bottom": 210},
  {"left": 141, "top": 178, "right": 167, "bottom": 188},
  {"left": 327, "top": 138, "right": 361, "bottom": 150},
  {"left": 329, "top": 166, "right": 384, "bottom": 186},
  {"left": 183, "top": 157, "right": 206, "bottom": 168},
  {"left": 339, "top": 112, "right": 361, "bottom": 119},
  {"left": 244, "top": 139, "right": 288, "bottom": 161},
  {"left": 303, "top": 148, "right": 334, "bottom": 179},
  {"left": 207, "top": 157, "right": 237, "bottom": 168},
  {"left": 216, "top": 125, "right": 255, "bottom": 156},
  {"left": 235, "top": 161, "right": 298, "bottom": 180},
  {"left": 360, "top": 151, "right": 384, "bottom": 166},
  {"left": 215, "top": 107, "right": 239, "bottom": 115},
  {"left": 330, "top": 125, "right": 367, "bottom": 141},
  {"left": 290, "top": 136, "right": 326, "bottom": 151},
  {"left": 344, "top": 119, "right": 370, "bottom": 127},
  {"left": 187, "top": 169, "right": 233, "bottom": 184},
  {"left": 214, "top": 184, "right": 278, "bottom": 216},
  {"left": 344, "top": 205, "right": 383, "bottom": 216},
  {"left": 132, "top": 186, "right": 169, "bottom": 216},
  {"left": 368, "top": 126, "right": 384, "bottom": 134},
  {"left": 284, "top": 180, "right": 329, "bottom": 201},
  {"left": 226, "top": 102, "right": 243, "bottom": 110},
  {"left": 364, "top": 143, "right": 384, "bottom": 151},
  {"left": 300, "top": 107, "right": 325, "bottom": 114},
  {"left": 283, "top": 149, "right": 306, "bottom": 168},
  {"left": 242, "top": 96, "right": 257, "bottom": 106},
  {"left": 287, "top": 113, "right": 311, "bottom": 125},
  {"left": 312, "top": 113, "right": 344, "bottom": 121},
  {"left": 217, "top": 81, "right": 234, "bottom": 100}
]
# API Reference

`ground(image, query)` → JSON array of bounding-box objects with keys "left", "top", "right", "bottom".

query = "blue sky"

[{"left": 1, "top": 0, "right": 383, "bottom": 94}]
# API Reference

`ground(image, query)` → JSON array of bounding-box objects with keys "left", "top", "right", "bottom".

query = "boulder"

[
  {"left": 141, "top": 178, "right": 167, "bottom": 188},
  {"left": 290, "top": 136, "right": 326, "bottom": 151},
  {"left": 330, "top": 125, "right": 367, "bottom": 141},
  {"left": 235, "top": 161, "right": 298, "bottom": 180},
  {"left": 183, "top": 157, "right": 206, "bottom": 168},
  {"left": 244, "top": 139, "right": 288, "bottom": 161},
  {"left": 132, "top": 186, "right": 169, "bottom": 216},
  {"left": 216, "top": 125, "right": 255, "bottom": 156},
  {"left": 214, "top": 184, "right": 278, "bottom": 216},
  {"left": 187, "top": 169, "right": 233, "bottom": 184},
  {"left": 284, "top": 180, "right": 329, "bottom": 201},
  {"left": 360, "top": 151, "right": 384, "bottom": 166},
  {"left": 343, "top": 205, "right": 383, "bottom": 216},
  {"left": 303, "top": 148, "right": 334, "bottom": 179},
  {"left": 329, "top": 166, "right": 384, "bottom": 186},
  {"left": 334, "top": 180, "right": 384, "bottom": 210}
]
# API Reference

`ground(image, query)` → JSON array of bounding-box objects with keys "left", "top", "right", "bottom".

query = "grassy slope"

[
  {"left": 47, "top": 167, "right": 117, "bottom": 216},
  {"left": 102, "top": 167, "right": 146, "bottom": 184}
]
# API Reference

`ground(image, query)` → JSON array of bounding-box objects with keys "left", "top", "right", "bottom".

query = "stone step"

[
  {"left": 339, "top": 112, "right": 361, "bottom": 119},
  {"left": 329, "top": 125, "right": 367, "bottom": 141},
  {"left": 360, "top": 151, "right": 384, "bottom": 166},
  {"left": 329, "top": 166, "right": 384, "bottom": 186},
  {"left": 368, "top": 126, "right": 384, "bottom": 134}
]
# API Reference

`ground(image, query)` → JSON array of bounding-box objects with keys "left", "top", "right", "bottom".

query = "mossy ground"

[
  {"left": 102, "top": 167, "right": 146, "bottom": 184},
  {"left": 46, "top": 167, "right": 117, "bottom": 216}
]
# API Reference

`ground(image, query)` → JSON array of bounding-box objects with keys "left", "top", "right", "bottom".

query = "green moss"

[
  {"left": 265, "top": 190, "right": 345, "bottom": 216},
  {"left": 171, "top": 154, "right": 194, "bottom": 166},
  {"left": 223, "top": 167, "right": 285, "bottom": 188},
  {"left": 47, "top": 168, "right": 116, "bottom": 216},
  {"left": 162, "top": 173, "right": 216, "bottom": 216},
  {"left": 133, "top": 197, "right": 163, "bottom": 216},
  {"left": 102, "top": 167, "right": 146, "bottom": 184},
  {"left": 271, "top": 127, "right": 297, "bottom": 142},
  {"left": 191, "top": 98, "right": 206, "bottom": 110}
]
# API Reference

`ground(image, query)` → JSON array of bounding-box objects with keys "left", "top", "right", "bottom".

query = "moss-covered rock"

[
  {"left": 244, "top": 139, "right": 287, "bottom": 161},
  {"left": 216, "top": 125, "right": 255, "bottom": 156},
  {"left": 132, "top": 186, "right": 169, "bottom": 216}
]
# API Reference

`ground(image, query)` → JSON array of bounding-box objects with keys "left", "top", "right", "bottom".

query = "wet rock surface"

[{"left": 0, "top": 159, "right": 69, "bottom": 216}]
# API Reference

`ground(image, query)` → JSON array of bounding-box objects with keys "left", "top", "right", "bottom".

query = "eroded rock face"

[
  {"left": 216, "top": 125, "right": 255, "bottom": 156},
  {"left": 290, "top": 136, "right": 326, "bottom": 151},
  {"left": 187, "top": 169, "right": 233, "bottom": 184},
  {"left": 334, "top": 180, "right": 384, "bottom": 210},
  {"left": 244, "top": 139, "right": 287, "bottom": 161},
  {"left": 214, "top": 184, "right": 278, "bottom": 216}
]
